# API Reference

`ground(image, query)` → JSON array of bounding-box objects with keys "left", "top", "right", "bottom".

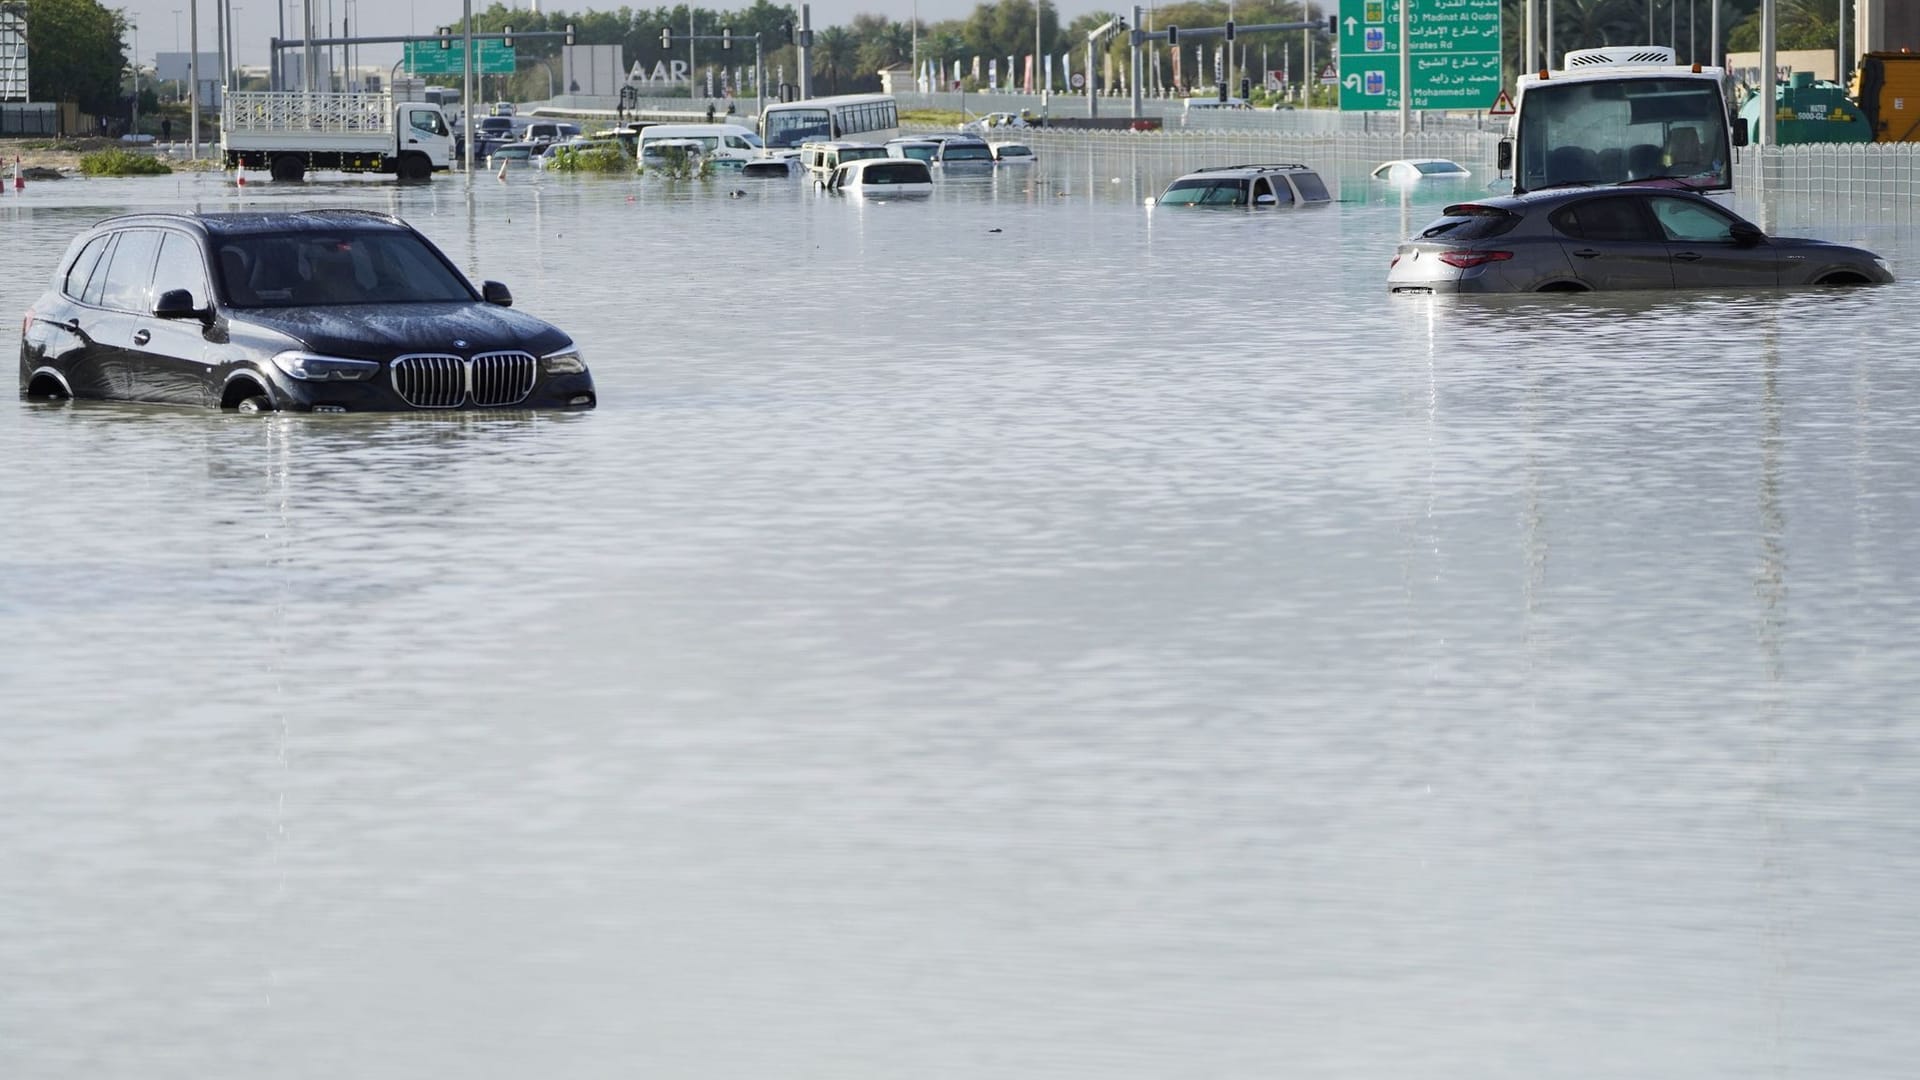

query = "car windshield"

[
  {"left": 1416, "top": 160, "right": 1467, "bottom": 174},
  {"left": 1516, "top": 77, "right": 1731, "bottom": 191},
  {"left": 215, "top": 230, "right": 475, "bottom": 308},
  {"left": 1162, "top": 178, "right": 1250, "bottom": 205}
]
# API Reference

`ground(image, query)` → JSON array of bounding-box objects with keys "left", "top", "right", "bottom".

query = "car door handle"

[
  {"left": 1572, "top": 248, "right": 1602, "bottom": 259},
  {"left": 1673, "top": 252, "right": 1703, "bottom": 262},
  {"left": 132, "top": 329, "right": 151, "bottom": 346},
  {"left": 408, "top": 138, "right": 419, "bottom": 144}
]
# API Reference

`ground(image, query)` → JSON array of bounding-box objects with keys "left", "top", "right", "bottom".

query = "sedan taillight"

[{"left": 1438, "top": 250, "right": 1514, "bottom": 269}]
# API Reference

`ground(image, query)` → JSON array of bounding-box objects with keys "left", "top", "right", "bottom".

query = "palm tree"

[{"left": 814, "top": 25, "right": 858, "bottom": 93}]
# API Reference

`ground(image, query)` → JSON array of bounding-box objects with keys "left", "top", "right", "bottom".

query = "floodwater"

[{"left": 4, "top": 155, "right": 1920, "bottom": 1080}]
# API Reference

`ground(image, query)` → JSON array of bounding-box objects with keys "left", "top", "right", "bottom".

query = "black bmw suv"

[{"left": 19, "top": 209, "right": 595, "bottom": 413}]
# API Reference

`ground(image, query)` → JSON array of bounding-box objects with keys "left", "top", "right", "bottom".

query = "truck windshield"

[
  {"left": 215, "top": 230, "right": 475, "bottom": 307},
  {"left": 1516, "top": 77, "right": 1731, "bottom": 192}
]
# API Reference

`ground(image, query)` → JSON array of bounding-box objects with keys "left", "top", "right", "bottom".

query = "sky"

[{"left": 121, "top": 0, "right": 1115, "bottom": 70}]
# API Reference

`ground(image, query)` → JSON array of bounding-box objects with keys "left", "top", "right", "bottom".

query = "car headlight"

[
  {"left": 1875, "top": 258, "right": 1892, "bottom": 274},
  {"left": 271, "top": 351, "right": 382, "bottom": 381},
  {"left": 541, "top": 345, "right": 587, "bottom": 375}
]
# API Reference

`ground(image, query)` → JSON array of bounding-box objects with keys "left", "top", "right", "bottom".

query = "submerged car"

[
  {"left": 822, "top": 157, "right": 934, "bottom": 196},
  {"left": 931, "top": 137, "right": 995, "bottom": 166},
  {"left": 1372, "top": 158, "right": 1471, "bottom": 182},
  {"left": 1388, "top": 187, "right": 1894, "bottom": 294},
  {"left": 990, "top": 141, "right": 1037, "bottom": 163},
  {"left": 1156, "top": 163, "right": 1333, "bottom": 208},
  {"left": 19, "top": 210, "right": 596, "bottom": 412}
]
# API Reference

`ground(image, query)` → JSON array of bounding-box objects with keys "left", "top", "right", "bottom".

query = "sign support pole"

[{"left": 1397, "top": 0, "right": 1408, "bottom": 135}]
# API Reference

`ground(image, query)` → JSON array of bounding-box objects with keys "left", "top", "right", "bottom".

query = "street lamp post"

[{"left": 189, "top": 0, "right": 199, "bottom": 159}]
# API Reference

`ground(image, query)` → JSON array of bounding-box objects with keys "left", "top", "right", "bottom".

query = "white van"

[{"left": 633, "top": 123, "right": 765, "bottom": 164}]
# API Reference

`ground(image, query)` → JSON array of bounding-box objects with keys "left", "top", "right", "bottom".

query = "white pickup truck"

[{"left": 222, "top": 90, "right": 454, "bottom": 182}]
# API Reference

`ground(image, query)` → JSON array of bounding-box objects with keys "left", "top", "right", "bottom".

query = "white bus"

[
  {"left": 1501, "top": 46, "right": 1746, "bottom": 198},
  {"left": 759, "top": 93, "right": 900, "bottom": 152}
]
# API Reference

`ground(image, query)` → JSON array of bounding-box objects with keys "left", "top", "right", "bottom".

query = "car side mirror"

[
  {"left": 481, "top": 280, "right": 513, "bottom": 307},
  {"left": 153, "top": 287, "right": 212, "bottom": 324},
  {"left": 1497, "top": 139, "right": 1513, "bottom": 172},
  {"left": 1729, "top": 220, "right": 1765, "bottom": 246},
  {"left": 1732, "top": 117, "right": 1750, "bottom": 148}
]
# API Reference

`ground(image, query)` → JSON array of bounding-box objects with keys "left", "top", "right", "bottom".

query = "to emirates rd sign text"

[{"left": 1336, "top": 0, "right": 1502, "bottom": 112}]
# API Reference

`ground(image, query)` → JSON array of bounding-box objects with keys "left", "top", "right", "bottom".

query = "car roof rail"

[{"left": 298, "top": 208, "right": 404, "bottom": 225}]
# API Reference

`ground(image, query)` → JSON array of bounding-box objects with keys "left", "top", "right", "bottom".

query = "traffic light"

[
  {"left": 439, "top": 26, "right": 451, "bottom": 49},
  {"left": 1224, "top": 20, "right": 1235, "bottom": 42},
  {"left": 1165, "top": 24, "right": 1177, "bottom": 45},
  {"left": 779, "top": 20, "right": 793, "bottom": 42},
  {"left": 660, "top": 27, "right": 673, "bottom": 48},
  {"left": 722, "top": 26, "right": 732, "bottom": 49},
  {"left": 1327, "top": 14, "right": 1338, "bottom": 33},
  {"left": 564, "top": 23, "right": 575, "bottom": 45},
  {"left": 1240, "top": 76, "right": 1251, "bottom": 100},
  {"left": 501, "top": 24, "right": 512, "bottom": 48}
]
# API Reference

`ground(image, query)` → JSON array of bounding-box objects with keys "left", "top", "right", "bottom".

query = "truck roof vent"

[{"left": 1564, "top": 46, "right": 1678, "bottom": 67}]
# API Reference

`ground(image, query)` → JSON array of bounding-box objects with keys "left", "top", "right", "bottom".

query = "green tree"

[
  {"left": 23, "top": 0, "right": 128, "bottom": 113},
  {"left": 1728, "top": 0, "right": 1836, "bottom": 52},
  {"left": 812, "top": 24, "right": 857, "bottom": 91}
]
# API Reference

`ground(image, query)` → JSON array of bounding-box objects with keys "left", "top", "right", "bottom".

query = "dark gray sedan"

[{"left": 1388, "top": 187, "right": 1893, "bottom": 294}]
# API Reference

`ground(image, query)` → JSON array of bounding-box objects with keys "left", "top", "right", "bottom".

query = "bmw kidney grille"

[{"left": 390, "top": 351, "right": 538, "bottom": 408}]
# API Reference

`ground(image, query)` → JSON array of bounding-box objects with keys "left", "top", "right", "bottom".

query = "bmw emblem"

[{"left": 453, "top": 339, "right": 469, "bottom": 349}]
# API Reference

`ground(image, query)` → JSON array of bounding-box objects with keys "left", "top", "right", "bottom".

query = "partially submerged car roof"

[{"left": 74, "top": 209, "right": 412, "bottom": 243}]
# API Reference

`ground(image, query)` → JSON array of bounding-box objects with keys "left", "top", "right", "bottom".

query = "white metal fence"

[{"left": 224, "top": 90, "right": 396, "bottom": 134}]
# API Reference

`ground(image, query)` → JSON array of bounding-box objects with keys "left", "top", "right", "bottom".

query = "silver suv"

[{"left": 1157, "top": 163, "right": 1332, "bottom": 208}]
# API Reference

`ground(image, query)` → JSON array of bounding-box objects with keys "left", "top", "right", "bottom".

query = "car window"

[
  {"left": 410, "top": 109, "right": 448, "bottom": 137},
  {"left": 867, "top": 162, "right": 927, "bottom": 185},
  {"left": 1649, "top": 197, "right": 1739, "bottom": 242},
  {"left": 1292, "top": 172, "right": 1330, "bottom": 201},
  {"left": 214, "top": 229, "right": 474, "bottom": 307},
  {"left": 1415, "top": 161, "right": 1467, "bottom": 174},
  {"left": 63, "top": 235, "right": 111, "bottom": 300},
  {"left": 1419, "top": 206, "right": 1521, "bottom": 240},
  {"left": 1162, "top": 179, "right": 1248, "bottom": 206},
  {"left": 152, "top": 231, "right": 211, "bottom": 309},
  {"left": 1550, "top": 197, "right": 1660, "bottom": 242},
  {"left": 81, "top": 234, "right": 118, "bottom": 307},
  {"left": 100, "top": 229, "right": 162, "bottom": 314}
]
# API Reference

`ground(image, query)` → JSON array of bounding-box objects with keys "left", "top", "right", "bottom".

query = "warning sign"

[
  {"left": 1318, "top": 61, "right": 1338, "bottom": 85},
  {"left": 1488, "top": 89, "right": 1516, "bottom": 116}
]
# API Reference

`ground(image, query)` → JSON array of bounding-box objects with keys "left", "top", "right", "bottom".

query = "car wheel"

[
  {"left": 1815, "top": 272, "right": 1870, "bottom": 285},
  {"left": 235, "top": 394, "right": 275, "bottom": 414},
  {"left": 398, "top": 154, "right": 433, "bottom": 182},
  {"left": 270, "top": 154, "right": 306, "bottom": 182},
  {"left": 1536, "top": 281, "right": 1590, "bottom": 293}
]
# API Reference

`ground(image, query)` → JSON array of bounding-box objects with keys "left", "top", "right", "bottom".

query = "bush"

[
  {"left": 546, "top": 145, "right": 632, "bottom": 174},
  {"left": 78, "top": 148, "right": 173, "bottom": 176},
  {"left": 641, "top": 146, "right": 711, "bottom": 180}
]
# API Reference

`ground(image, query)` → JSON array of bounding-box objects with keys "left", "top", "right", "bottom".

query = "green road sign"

[
  {"left": 404, "top": 39, "right": 516, "bottom": 76},
  {"left": 1337, "top": 0, "right": 1501, "bottom": 112}
]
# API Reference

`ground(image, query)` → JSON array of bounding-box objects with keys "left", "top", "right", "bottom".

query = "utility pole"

[
  {"left": 798, "top": 4, "right": 812, "bottom": 99},
  {"left": 189, "top": 0, "right": 199, "bottom": 158}
]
